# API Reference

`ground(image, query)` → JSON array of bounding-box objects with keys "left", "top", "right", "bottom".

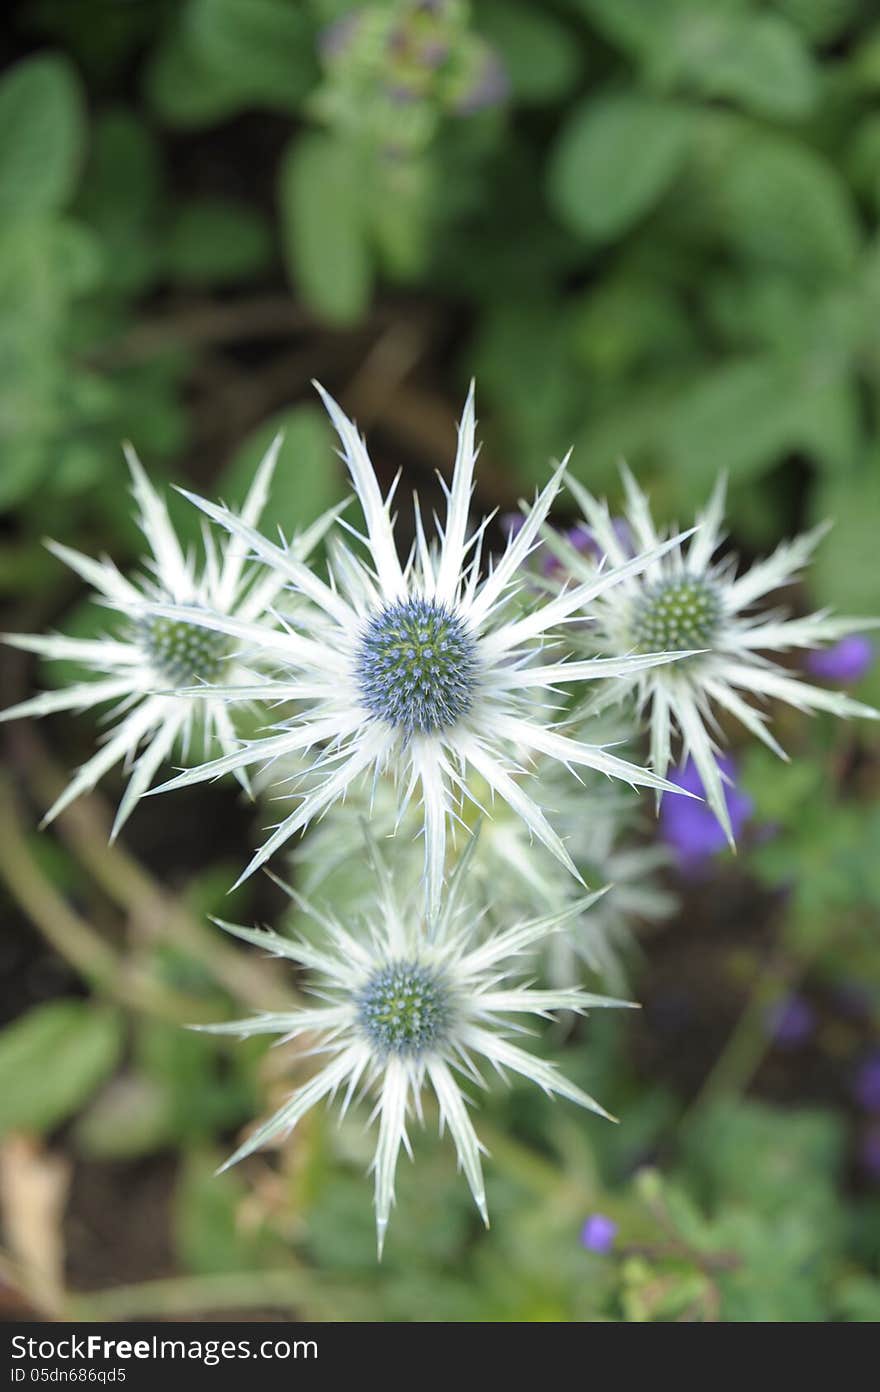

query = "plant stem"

[
  {"left": 0, "top": 774, "right": 209, "bottom": 1022},
  {"left": 65, "top": 1269, "right": 361, "bottom": 1322},
  {"left": 19, "top": 737, "right": 295, "bottom": 1013}
]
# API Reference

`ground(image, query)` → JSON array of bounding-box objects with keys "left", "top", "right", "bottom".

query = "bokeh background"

[{"left": 2, "top": 0, "right": 880, "bottom": 1322}]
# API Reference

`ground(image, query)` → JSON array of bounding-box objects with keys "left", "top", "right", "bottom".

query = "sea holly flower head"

[
  {"left": 143, "top": 383, "right": 697, "bottom": 913},
  {"left": 197, "top": 837, "right": 632, "bottom": 1256},
  {"left": 288, "top": 761, "right": 672, "bottom": 992},
  {"left": 553, "top": 468, "right": 880, "bottom": 844},
  {"left": 0, "top": 441, "right": 335, "bottom": 835}
]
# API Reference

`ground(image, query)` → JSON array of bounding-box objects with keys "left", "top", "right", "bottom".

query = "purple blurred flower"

[
  {"left": 318, "top": 12, "right": 362, "bottom": 62},
  {"left": 766, "top": 994, "right": 815, "bottom": 1048},
  {"left": 421, "top": 38, "right": 450, "bottom": 68},
  {"left": 454, "top": 51, "right": 509, "bottom": 115},
  {"left": 659, "top": 756, "right": 753, "bottom": 873},
  {"left": 806, "top": 636, "right": 874, "bottom": 685},
  {"left": 854, "top": 1052, "right": 880, "bottom": 1113},
  {"left": 540, "top": 516, "right": 635, "bottom": 578},
  {"left": 581, "top": 1213, "right": 617, "bottom": 1254},
  {"left": 542, "top": 523, "right": 599, "bottom": 577},
  {"left": 499, "top": 511, "right": 525, "bottom": 541}
]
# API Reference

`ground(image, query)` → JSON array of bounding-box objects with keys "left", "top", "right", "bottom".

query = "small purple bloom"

[
  {"left": 766, "top": 994, "right": 815, "bottom": 1048},
  {"left": 659, "top": 756, "right": 753, "bottom": 873},
  {"left": 581, "top": 1213, "right": 617, "bottom": 1254},
  {"left": 806, "top": 636, "right": 874, "bottom": 685},
  {"left": 854, "top": 1052, "right": 880, "bottom": 1113}
]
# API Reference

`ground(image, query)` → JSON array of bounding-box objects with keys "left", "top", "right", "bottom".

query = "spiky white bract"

[
  {"left": 0, "top": 441, "right": 335, "bottom": 835},
  {"left": 144, "top": 382, "right": 697, "bottom": 912},
  {"left": 292, "top": 760, "right": 674, "bottom": 993},
  {"left": 196, "top": 838, "right": 632, "bottom": 1256},
  {"left": 468, "top": 771, "right": 674, "bottom": 992},
  {"left": 557, "top": 469, "right": 880, "bottom": 842}
]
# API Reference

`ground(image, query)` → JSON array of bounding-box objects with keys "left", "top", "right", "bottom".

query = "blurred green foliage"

[
  {"left": 1, "top": 0, "right": 880, "bottom": 1322},
  {"left": 3, "top": 0, "right": 879, "bottom": 585}
]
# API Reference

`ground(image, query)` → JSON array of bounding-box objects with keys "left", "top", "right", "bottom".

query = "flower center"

[
  {"left": 138, "top": 614, "right": 229, "bottom": 686},
  {"left": 355, "top": 598, "right": 477, "bottom": 735},
  {"left": 631, "top": 576, "right": 721, "bottom": 653},
  {"left": 357, "top": 960, "right": 451, "bottom": 1057}
]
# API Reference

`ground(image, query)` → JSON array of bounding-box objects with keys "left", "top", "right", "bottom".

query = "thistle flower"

[
  {"left": 143, "top": 384, "right": 694, "bottom": 911},
  {"left": 291, "top": 757, "right": 673, "bottom": 992},
  {"left": 554, "top": 469, "right": 879, "bottom": 842},
  {"left": 197, "top": 838, "right": 630, "bottom": 1255},
  {"left": 0, "top": 441, "right": 334, "bottom": 835},
  {"left": 462, "top": 764, "right": 675, "bottom": 991}
]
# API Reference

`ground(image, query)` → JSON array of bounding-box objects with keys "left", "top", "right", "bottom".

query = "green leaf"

[
  {"left": 477, "top": 1, "right": 581, "bottom": 104},
  {"left": 0, "top": 216, "right": 104, "bottom": 510},
  {"left": 78, "top": 110, "right": 162, "bottom": 230},
  {"left": 75, "top": 1074, "right": 174, "bottom": 1159},
  {"left": 145, "top": 30, "right": 248, "bottom": 129},
  {"left": 166, "top": 198, "right": 272, "bottom": 285},
  {"left": 660, "top": 356, "right": 804, "bottom": 487},
  {"left": 0, "top": 1001, "right": 123, "bottom": 1134},
  {"left": 472, "top": 298, "right": 582, "bottom": 484},
  {"left": 835, "top": 1276, "right": 880, "bottom": 1323},
  {"left": 218, "top": 403, "right": 346, "bottom": 534},
  {"left": 573, "top": 0, "right": 674, "bottom": 58},
  {"left": 772, "top": 0, "right": 859, "bottom": 45},
  {"left": 279, "top": 132, "right": 372, "bottom": 325},
  {"left": 189, "top": 0, "right": 317, "bottom": 108},
  {"left": 672, "top": 14, "right": 818, "bottom": 120},
  {"left": 722, "top": 136, "right": 860, "bottom": 278},
  {"left": 369, "top": 166, "right": 429, "bottom": 281},
  {"left": 811, "top": 466, "right": 880, "bottom": 611},
  {"left": 76, "top": 110, "right": 164, "bottom": 294},
  {"left": 548, "top": 93, "right": 692, "bottom": 241},
  {"left": 572, "top": 377, "right": 688, "bottom": 493},
  {"left": 848, "top": 114, "right": 880, "bottom": 213},
  {"left": 0, "top": 54, "right": 86, "bottom": 218},
  {"left": 795, "top": 377, "right": 862, "bottom": 474}
]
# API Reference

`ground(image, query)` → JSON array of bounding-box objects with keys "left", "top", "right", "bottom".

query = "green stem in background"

[
  {"left": 0, "top": 774, "right": 209, "bottom": 1023},
  {"left": 681, "top": 907, "right": 835, "bottom": 1127},
  {"left": 65, "top": 1269, "right": 365, "bottom": 1323},
  {"left": 683, "top": 720, "right": 860, "bottom": 1124},
  {"left": 17, "top": 734, "right": 296, "bottom": 1014}
]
